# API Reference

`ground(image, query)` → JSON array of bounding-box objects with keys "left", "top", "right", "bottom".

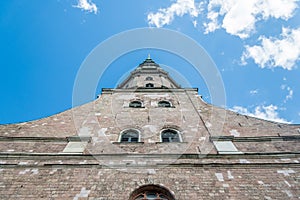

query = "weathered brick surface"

[
  {"left": 0, "top": 141, "right": 67, "bottom": 153},
  {"left": 0, "top": 165, "right": 299, "bottom": 199},
  {"left": 1, "top": 91, "right": 299, "bottom": 147},
  {"left": 234, "top": 141, "right": 300, "bottom": 153}
]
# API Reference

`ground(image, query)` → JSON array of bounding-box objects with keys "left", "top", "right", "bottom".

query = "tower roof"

[
  {"left": 117, "top": 57, "right": 181, "bottom": 89},
  {"left": 137, "top": 55, "right": 160, "bottom": 68}
]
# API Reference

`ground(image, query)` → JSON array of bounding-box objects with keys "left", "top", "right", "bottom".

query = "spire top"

[{"left": 139, "top": 55, "right": 157, "bottom": 66}]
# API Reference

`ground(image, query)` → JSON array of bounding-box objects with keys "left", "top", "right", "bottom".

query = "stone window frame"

[
  {"left": 119, "top": 129, "right": 141, "bottom": 143},
  {"left": 129, "top": 100, "right": 144, "bottom": 108},
  {"left": 145, "top": 76, "right": 153, "bottom": 81},
  {"left": 160, "top": 128, "right": 182, "bottom": 143},
  {"left": 145, "top": 83, "right": 154, "bottom": 88},
  {"left": 129, "top": 184, "right": 175, "bottom": 200},
  {"left": 157, "top": 100, "right": 173, "bottom": 108}
]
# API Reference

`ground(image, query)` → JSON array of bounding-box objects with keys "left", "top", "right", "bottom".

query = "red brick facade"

[{"left": 0, "top": 58, "right": 299, "bottom": 199}]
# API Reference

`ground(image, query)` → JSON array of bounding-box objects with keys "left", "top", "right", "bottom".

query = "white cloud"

[
  {"left": 232, "top": 106, "right": 248, "bottom": 114},
  {"left": 204, "top": 0, "right": 298, "bottom": 38},
  {"left": 281, "top": 84, "right": 287, "bottom": 90},
  {"left": 284, "top": 87, "right": 293, "bottom": 103},
  {"left": 232, "top": 104, "right": 290, "bottom": 123},
  {"left": 250, "top": 89, "right": 258, "bottom": 95},
  {"left": 192, "top": 20, "right": 198, "bottom": 28},
  {"left": 73, "top": 0, "right": 98, "bottom": 14},
  {"left": 241, "top": 27, "right": 300, "bottom": 70},
  {"left": 147, "top": 0, "right": 202, "bottom": 28},
  {"left": 280, "top": 84, "right": 293, "bottom": 103}
]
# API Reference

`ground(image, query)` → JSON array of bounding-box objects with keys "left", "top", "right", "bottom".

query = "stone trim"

[
  {"left": 62, "top": 142, "right": 88, "bottom": 154},
  {"left": 1, "top": 152, "right": 299, "bottom": 159},
  {"left": 210, "top": 135, "right": 300, "bottom": 142},
  {"left": 101, "top": 88, "right": 198, "bottom": 94},
  {"left": 213, "top": 141, "right": 242, "bottom": 154},
  {"left": 0, "top": 162, "right": 299, "bottom": 169},
  {"left": 0, "top": 136, "right": 68, "bottom": 142},
  {"left": 0, "top": 136, "right": 91, "bottom": 142}
]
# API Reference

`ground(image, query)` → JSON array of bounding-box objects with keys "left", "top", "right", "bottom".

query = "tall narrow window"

[
  {"left": 161, "top": 129, "right": 181, "bottom": 142},
  {"left": 158, "top": 101, "right": 171, "bottom": 108},
  {"left": 129, "top": 100, "right": 143, "bottom": 108},
  {"left": 145, "top": 83, "right": 154, "bottom": 88},
  {"left": 120, "top": 129, "right": 139, "bottom": 143}
]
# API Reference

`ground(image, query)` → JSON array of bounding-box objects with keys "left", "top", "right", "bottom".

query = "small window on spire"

[
  {"left": 145, "top": 76, "right": 153, "bottom": 81},
  {"left": 158, "top": 101, "right": 172, "bottom": 108},
  {"left": 146, "top": 83, "right": 154, "bottom": 88},
  {"left": 129, "top": 100, "right": 143, "bottom": 108}
]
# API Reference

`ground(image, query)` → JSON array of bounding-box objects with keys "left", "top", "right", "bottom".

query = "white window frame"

[{"left": 119, "top": 129, "right": 141, "bottom": 143}]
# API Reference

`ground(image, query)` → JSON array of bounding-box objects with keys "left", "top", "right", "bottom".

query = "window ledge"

[
  {"left": 112, "top": 142, "right": 144, "bottom": 145},
  {"left": 155, "top": 142, "right": 187, "bottom": 144},
  {"left": 155, "top": 106, "right": 176, "bottom": 108},
  {"left": 125, "top": 106, "right": 145, "bottom": 108}
]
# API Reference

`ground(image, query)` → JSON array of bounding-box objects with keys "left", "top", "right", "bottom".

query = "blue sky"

[{"left": 0, "top": 0, "right": 300, "bottom": 124}]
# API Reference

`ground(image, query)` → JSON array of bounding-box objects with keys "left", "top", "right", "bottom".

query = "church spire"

[
  {"left": 138, "top": 56, "right": 158, "bottom": 67},
  {"left": 117, "top": 57, "right": 181, "bottom": 89}
]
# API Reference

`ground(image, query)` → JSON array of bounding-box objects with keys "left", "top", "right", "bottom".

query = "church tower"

[
  {"left": 117, "top": 56, "right": 180, "bottom": 89},
  {"left": 0, "top": 57, "right": 299, "bottom": 199},
  {"left": 85, "top": 56, "right": 214, "bottom": 157}
]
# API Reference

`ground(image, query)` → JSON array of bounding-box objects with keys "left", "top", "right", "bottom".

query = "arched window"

[
  {"left": 145, "top": 76, "right": 153, "bottom": 81},
  {"left": 129, "top": 100, "right": 143, "bottom": 108},
  {"left": 134, "top": 192, "right": 169, "bottom": 199},
  {"left": 161, "top": 129, "right": 181, "bottom": 142},
  {"left": 129, "top": 185, "right": 175, "bottom": 200},
  {"left": 120, "top": 129, "right": 139, "bottom": 143},
  {"left": 145, "top": 83, "right": 154, "bottom": 88},
  {"left": 158, "top": 101, "right": 172, "bottom": 108}
]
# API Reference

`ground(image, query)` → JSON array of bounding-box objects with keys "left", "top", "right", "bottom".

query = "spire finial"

[{"left": 147, "top": 54, "right": 151, "bottom": 59}]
